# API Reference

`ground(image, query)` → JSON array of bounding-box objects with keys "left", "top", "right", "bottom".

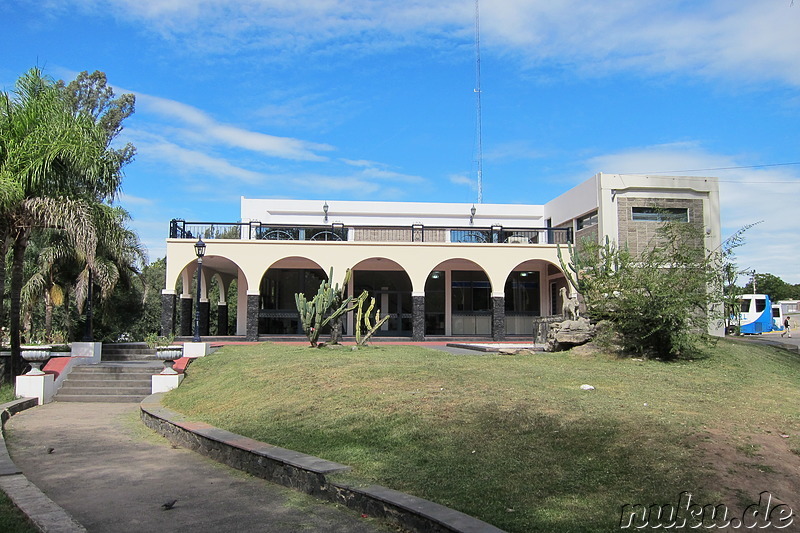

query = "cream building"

[{"left": 162, "top": 173, "right": 721, "bottom": 341}]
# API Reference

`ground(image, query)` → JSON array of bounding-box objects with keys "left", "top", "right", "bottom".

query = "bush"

[{"left": 560, "top": 220, "right": 725, "bottom": 359}]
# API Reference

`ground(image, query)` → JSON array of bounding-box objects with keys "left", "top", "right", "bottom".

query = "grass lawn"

[
  {"left": 0, "top": 384, "right": 38, "bottom": 533},
  {"left": 162, "top": 339, "right": 800, "bottom": 532},
  {"left": 0, "top": 491, "right": 37, "bottom": 533},
  {"left": 0, "top": 383, "right": 16, "bottom": 404}
]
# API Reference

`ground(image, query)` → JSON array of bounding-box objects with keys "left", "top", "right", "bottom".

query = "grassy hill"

[{"left": 162, "top": 339, "right": 800, "bottom": 532}]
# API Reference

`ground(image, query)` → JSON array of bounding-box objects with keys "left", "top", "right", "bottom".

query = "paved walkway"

[
  {"left": 4, "top": 402, "right": 393, "bottom": 533},
  {"left": 732, "top": 331, "right": 800, "bottom": 353}
]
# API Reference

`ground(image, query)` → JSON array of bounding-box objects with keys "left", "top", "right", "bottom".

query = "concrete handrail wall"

[{"left": 140, "top": 394, "right": 505, "bottom": 533}]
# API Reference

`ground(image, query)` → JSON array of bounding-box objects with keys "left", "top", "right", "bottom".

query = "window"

[
  {"left": 577, "top": 211, "right": 598, "bottom": 230},
  {"left": 631, "top": 207, "right": 688, "bottom": 222}
]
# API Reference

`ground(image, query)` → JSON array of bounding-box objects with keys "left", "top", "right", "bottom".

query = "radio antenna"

[{"left": 474, "top": 0, "right": 483, "bottom": 204}]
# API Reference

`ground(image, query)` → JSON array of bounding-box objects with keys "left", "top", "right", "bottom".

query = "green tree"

[
  {"left": 20, "top": 205, "right": 145, "bottom": 342},
  {"left": 0, "top": 68, "right": 127, "bottom": 377},
  {"left": 560, "top": 220, "right": 751, "bottom": 359},
  {"left": 742, "top": 273, "right": 795, "bottom": 302}
]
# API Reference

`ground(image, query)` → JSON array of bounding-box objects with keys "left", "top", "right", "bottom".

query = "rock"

[
  {"left": 544, "top": 317, "right": 596, "bottom": 352},
  {"left": 580, "top": 384, "right": 595, "bottom": 391}
]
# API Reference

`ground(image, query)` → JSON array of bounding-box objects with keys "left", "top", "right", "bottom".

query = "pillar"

[
  {"left": 180, "top": 296, "right": 193, "bottom": 336},
  {"left": 199, "top": 300, "right": 210, "bottom": 336},
  {"left": 246, "top": 294, "right": 259, "bottom": 341},
  {"left": 161, "top": 291, "right": 176, "bottom": 336},
  {"left": 492, "top": 296, "right": 506, "bottom": 341},
  {"left": 412, "top": 295, "right": 425, "bottom": 341},
  {"left": 217, "top": 303, "right": 228, "bottom": 336}
]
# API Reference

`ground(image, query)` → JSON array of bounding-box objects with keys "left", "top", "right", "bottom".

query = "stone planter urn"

[
  {"left": 155, "top": 345, "right": 183, "bottom": 375},
  {"left": 20, "top": 345, "right": 53, "bottom": 376}
]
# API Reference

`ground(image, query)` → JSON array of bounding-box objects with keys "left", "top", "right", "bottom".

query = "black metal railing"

[
  {"left": 169, "top": 220, "right": 248, "bottom": 239},
  {"left": 169, "top": 219, "right": 572, "bottom": 244},
  {"left": 450, "top": 227, "right": 572, "bottom": 244}
]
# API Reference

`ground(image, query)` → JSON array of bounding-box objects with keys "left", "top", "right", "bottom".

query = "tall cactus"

[
  {"left": 295, "top": 268, "right": 355, "bottom": 347},
  {"left": 354, "top": 290, "right": 390, "bottom": 346},
  {"left": 328, "top": 268, "right": 352, "bottom": 345}
]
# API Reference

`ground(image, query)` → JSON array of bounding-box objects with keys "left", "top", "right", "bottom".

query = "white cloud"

[
  {"left": 584, "top": 143, "right": 800, "bottom": 284},
  {"left": 136, "top": 93, "right": 334, "bottom": 161},
  {"left": 449, "top": 173, "right": 476, "bottom": 189},
  {"left": 63, "top": 1, "right": 800, "bottom": 86},
  {"left": 141, "top": 139, "right": 268, "bottom": 184},
  {"left": 115, "top": 192, "right": 154, "bottom": 206}
]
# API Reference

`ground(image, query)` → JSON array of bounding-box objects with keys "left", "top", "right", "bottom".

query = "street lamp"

[{"left": 193, "top": 237, "right": 206, "bottom": 342}]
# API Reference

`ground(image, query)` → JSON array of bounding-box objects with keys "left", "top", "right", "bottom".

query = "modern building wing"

[{"left": 162, "top": 173, "right": 721, "bottom": 340}]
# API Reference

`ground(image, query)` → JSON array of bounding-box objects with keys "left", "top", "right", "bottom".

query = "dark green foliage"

[
  {"left": 742, "top": 272, "right": 800, "bottom": 302},
  {"left": 559, "top": 220, "right": 743, "bottom": 359}
]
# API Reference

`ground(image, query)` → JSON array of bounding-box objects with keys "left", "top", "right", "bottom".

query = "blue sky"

[{"left": 2, "top": 0, "right": 799, "bottom": 284}]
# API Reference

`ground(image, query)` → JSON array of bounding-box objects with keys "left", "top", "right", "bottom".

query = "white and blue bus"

[{"left": 735, "top": 294, "right": 779, "bottom": 334}]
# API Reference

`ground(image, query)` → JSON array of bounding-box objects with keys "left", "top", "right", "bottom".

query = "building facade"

[{"left": 161, "top": 173, "right": 721, "bottom": 341}]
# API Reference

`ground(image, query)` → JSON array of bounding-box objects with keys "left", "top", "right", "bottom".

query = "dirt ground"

[{"left": 698, "top": 427, "right": 799, "bottom": 517}]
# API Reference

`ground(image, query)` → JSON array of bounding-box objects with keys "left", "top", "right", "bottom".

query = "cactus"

[
  {"left": 328, "top": 269, "right": 352, "bottom": 345},
  {"left": 295, "top": 268, "right": 355, "bottom": 347},
  {"left": 354, "top": 290, "right": 390, "bottom": 347}
]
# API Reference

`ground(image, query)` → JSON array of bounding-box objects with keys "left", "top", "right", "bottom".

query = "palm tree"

[
  {"left": 73, "top": 204, "right": 147, "bottom": 339},
  {"left": 20, "top": 205, "right": 146, "bottom": 343},
  {"left": 1, "top": 68, "right": 123, "bottom": 378}
]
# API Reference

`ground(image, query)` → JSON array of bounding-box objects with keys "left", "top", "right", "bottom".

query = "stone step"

[
  {"left": 55, "top": 394, "right": 148, "bottom": 403},
  {"left": 60, "top": 378, "right": 152, "bottom": 388},
  {"left": 57, "top": 385, "right": 152, "bottom": 396},
  {"left": 102, "top": 354, "right": 163, "bottom": 362},
  {"left": 71, "top": 364, "right": 162, "bottom": 373},
  {"left": 64, "top": 372, "right": 155, "bottom": 381},
  {"left": 55, "top": 362, "right": 162, "bottom": 403}
]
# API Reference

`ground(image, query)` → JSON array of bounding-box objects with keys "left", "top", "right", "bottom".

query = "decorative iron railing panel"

[{"left": 169, "top": 219, "right": 572, "bottom": 244}]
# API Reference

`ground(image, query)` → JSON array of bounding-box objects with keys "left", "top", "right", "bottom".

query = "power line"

[{"left": 623, "top": 161, "right": 800, "bottom": 175}]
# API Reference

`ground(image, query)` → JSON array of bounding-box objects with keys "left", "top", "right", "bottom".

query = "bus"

[{"left": 734, "top": 294, "right": 777, "bottom": 334}]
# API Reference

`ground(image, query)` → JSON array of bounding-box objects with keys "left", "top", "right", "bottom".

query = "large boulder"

[{"left": 545, "top": 317, "right": 595, "bottom": 352}]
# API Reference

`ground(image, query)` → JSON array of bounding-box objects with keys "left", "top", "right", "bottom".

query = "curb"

[
  {"left": 140, "top": 394, "right": 505, "bottom": 533},
  {"left": 0, "top": 398, "right": 87, "bottom": 533},
  {"left": 726, "top": 335, "right": 800, "bottom": 354}
]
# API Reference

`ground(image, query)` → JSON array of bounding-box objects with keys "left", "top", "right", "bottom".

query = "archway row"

[{"left": 166, "top": 255, "right": 568, "bottom": 339}]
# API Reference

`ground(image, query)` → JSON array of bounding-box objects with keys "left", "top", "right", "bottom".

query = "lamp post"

[
  {"left": 82, "top": 268, "right": 94, "bottom": 341},
  {"left": 193, "top": 237, "right": 206, "bottom": 342}
]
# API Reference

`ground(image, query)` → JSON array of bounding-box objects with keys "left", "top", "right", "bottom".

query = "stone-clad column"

[
  {"left": 412, "top": 295, "right": 425, "bottom": 341},
  {"left": 246, "top": 294, "right": 259, "bottom": 342},
  {"left": 217, "top": 303, "right": 228, "bottom": 336},
  {"left": 180, "top": 296, "right": 193, "bottom": 336},
  {"left": 199, "top": 300, "right": 210, "bottom": 336},
  {"left": 492, "top": 296, "right": 506, "bottom": 341},
  {"left": 161, "top": 291, "right": 176, "bottom": 336}
]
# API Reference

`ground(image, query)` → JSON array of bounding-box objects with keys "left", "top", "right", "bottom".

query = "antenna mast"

[{"left": 474, "top": 0, "right": 483, "bottom": 204}]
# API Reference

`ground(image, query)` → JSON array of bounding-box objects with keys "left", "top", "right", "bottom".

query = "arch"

[
  {"left": 351, "top": 257, "right": 413, "bottom": 337},
  {"left": 258, "top": 256, "right": 328, "bottom": 335},
  {"left": 425, "top": 258, "right": 492, "bottom": 336},
  {"left": 502, "top": 259, "right": 568, "bottom": 335},
  {"left": 167, "top": 255, "right": 247, "bottom": 294},
  {"left": 169, "top": 255, "right": 247, "bottom": 337}
]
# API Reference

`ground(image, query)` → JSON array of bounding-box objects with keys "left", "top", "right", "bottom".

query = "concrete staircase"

[
  {"left": 55, "top": 362, "right": 162, "bottom": 403},
  {"left": 101, "top": 342, "right": 157, "bottom": 361}
]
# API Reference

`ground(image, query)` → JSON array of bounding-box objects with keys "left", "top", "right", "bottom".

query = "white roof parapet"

[{"left": 241, "top": 198, "right": 547, "bottom": 228}]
